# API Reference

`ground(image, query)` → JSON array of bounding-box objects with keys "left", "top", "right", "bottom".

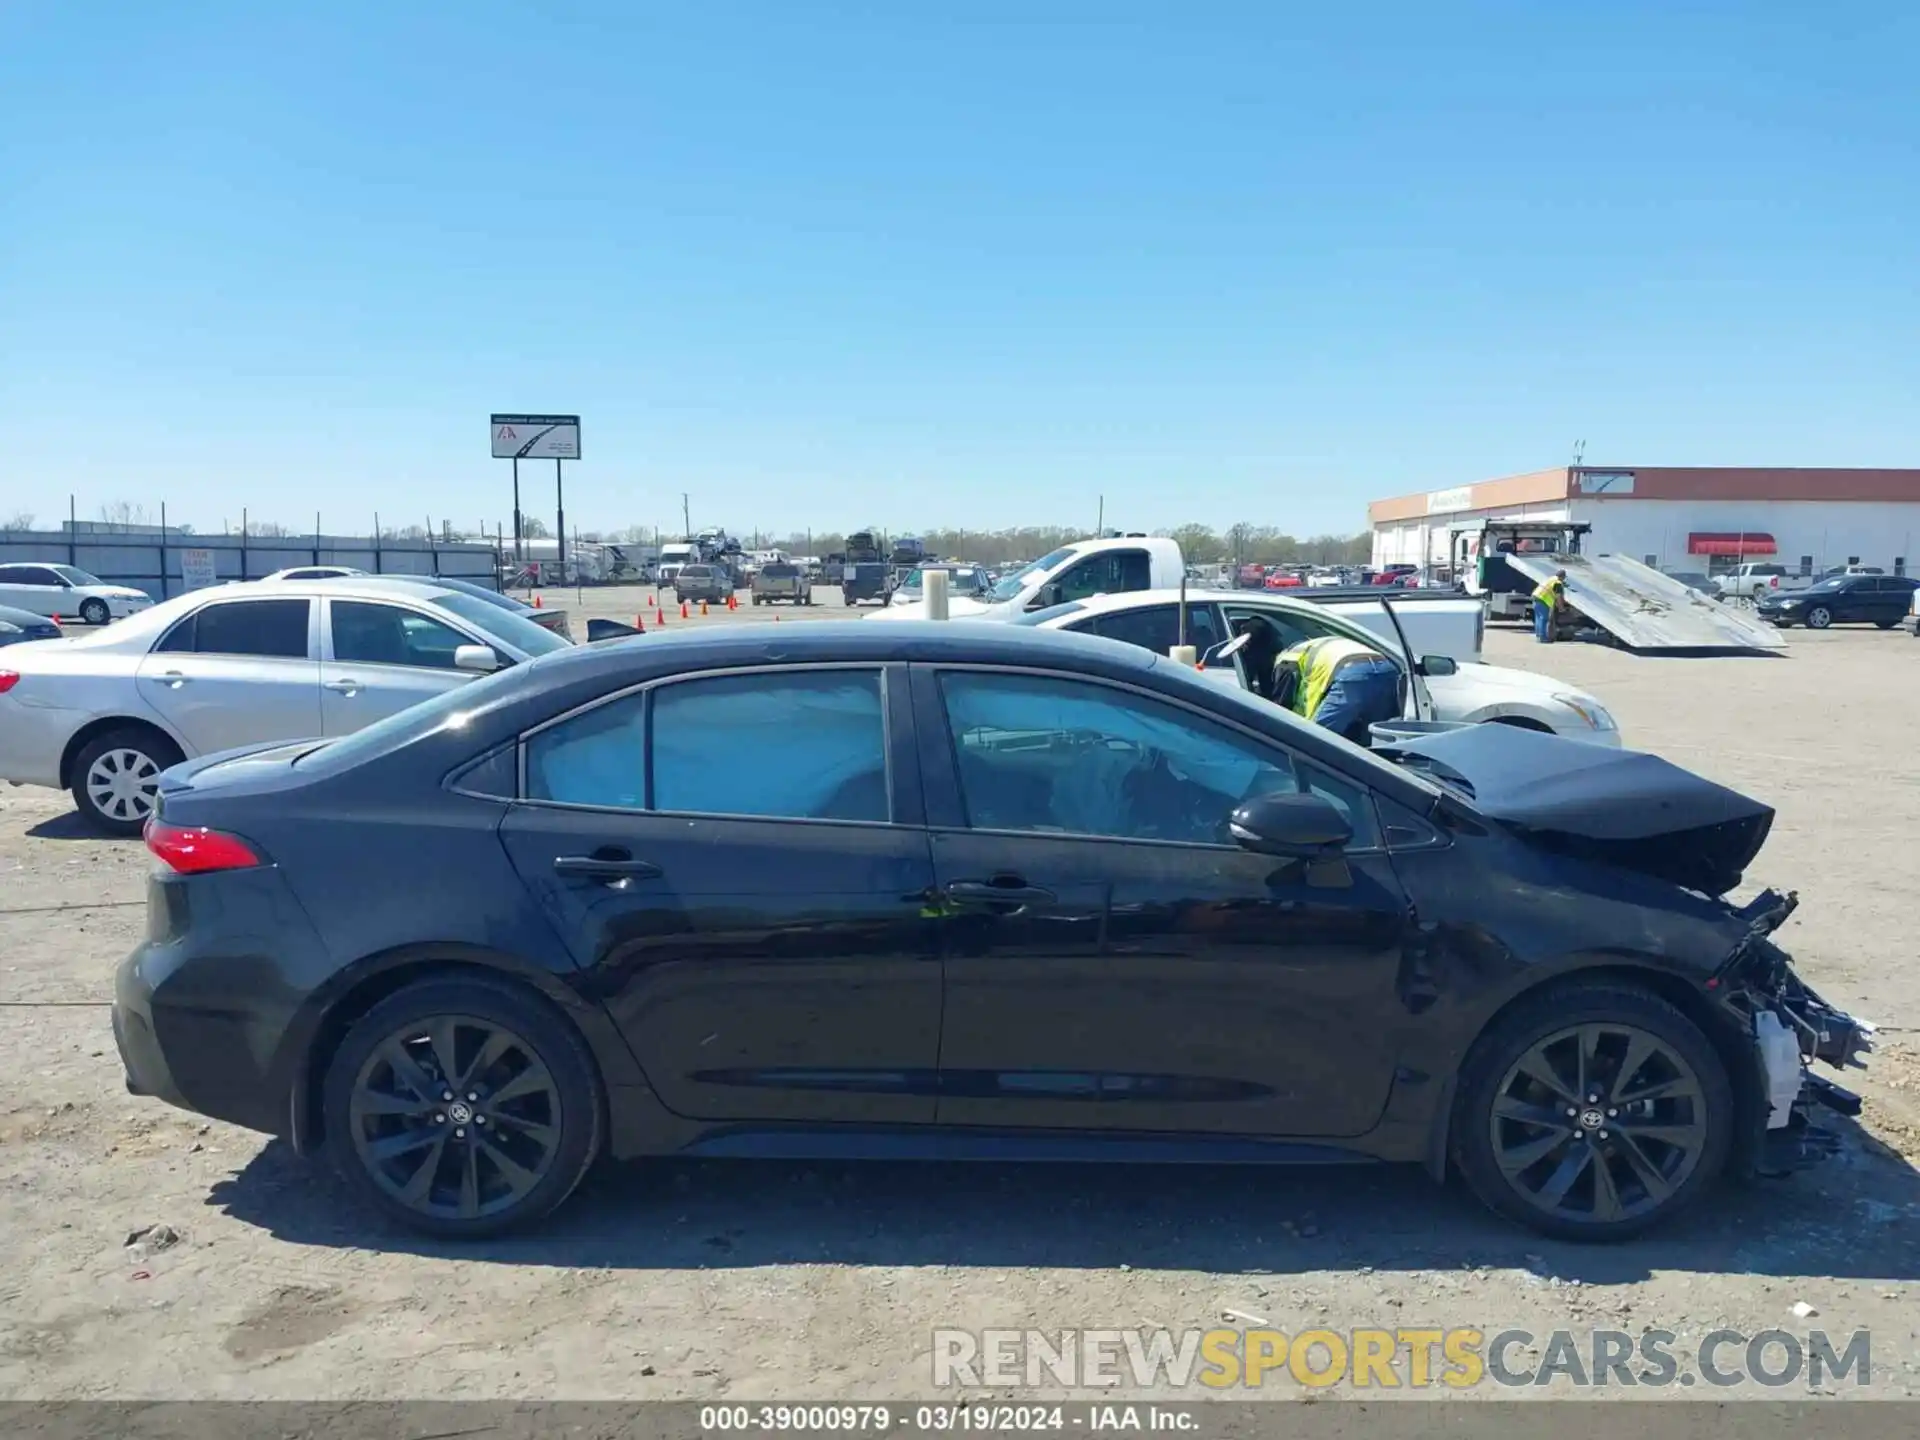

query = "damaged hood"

[{"left": 1379, "top": 723, "right": 1773, "bottom": 896}]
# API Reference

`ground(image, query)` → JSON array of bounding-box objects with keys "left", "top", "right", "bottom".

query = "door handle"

[
  {"left": 324, "top": 678, "right": 363, "bottom": 694},
  {"left": 553, "top": 853, "right": 663, "bottom": 881},
  {"left": 946, "top": 878, "right": 1056, "bottom": 907},
  {"left": 151, "top": 670, "right": 191, "bottom": 687}
]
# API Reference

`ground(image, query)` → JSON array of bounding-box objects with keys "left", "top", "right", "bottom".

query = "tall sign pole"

[
  {"left": 491, "top": 414, "right": 581, "bottom": 577},
  {"left": 512, "top": 458, "right": 523, "bottom": 562}
]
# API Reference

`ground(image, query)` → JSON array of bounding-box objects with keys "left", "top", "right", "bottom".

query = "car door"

[
  {"left": 320, "top": 597, "right": 489, "bottom": 735},
  {"left": 912, "top": 665, "right": 1414, "bottom": 1139},
  {"left": 135, "top": 597, "right": 322, "bottom": 754},
  {"left": 1866, "top": 577, "right": 1911, "bottom": 624},
  {"left": 1219, "top": 599, "right": 1427, "bottom": 718},
  {"left": 0, "top": 565, "right": 69, "bottom": 619},
  {"left": 496, "top": 662, "right": 943, "bottom": 1126}
]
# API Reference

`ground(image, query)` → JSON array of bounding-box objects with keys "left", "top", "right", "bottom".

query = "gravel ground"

[{"left": 1, "top": 601, "right": 1916, "bottom": 1400}]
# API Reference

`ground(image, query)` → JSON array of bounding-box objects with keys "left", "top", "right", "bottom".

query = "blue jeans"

[
  {"left": 1533, "top": 598, "right": 1554, "bottom": 642},
  {"left": 1314, "top": 659, "right": 1405, "bottom": 744}
]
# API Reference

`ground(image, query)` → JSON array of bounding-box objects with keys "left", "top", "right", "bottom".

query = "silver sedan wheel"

[{"left": 86, "top": 748, "right": 161, "bottom": 824}]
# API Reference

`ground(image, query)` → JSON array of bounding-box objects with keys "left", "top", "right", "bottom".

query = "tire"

[
  {"left": 69, "top": 725, "right": 183, "bottom": 836},
  {"left": 751, "top": 594, "right": 759, "bottom": 606},
  {"left": 1451, "top": 981, "right": 1733, "bottom": 1242},
  {"left": 1806, "top": 606, "right": 1833, "bottom": 629},
  {"left": 322, "top": 975, "right": 602, "bottom": 1238},
  {"left": 1875, "top": 619, "right": 1898, "bottom": 630},
  {"left": 79, "top": 597, "right": 111, "bottom": 626}
]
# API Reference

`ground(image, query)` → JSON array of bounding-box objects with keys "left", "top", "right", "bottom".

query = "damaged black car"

[{"left": 112, "top": 623, "right": 1872, "bottom": 1240}]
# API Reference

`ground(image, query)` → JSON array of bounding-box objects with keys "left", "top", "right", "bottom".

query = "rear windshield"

[
  {"left": 681, "top": 565, "right": 712, "bottom": 577},
  {"left": 761, "top": 564, "right": 797, "bottom": 577},
  {"left": 293, "top": 664, "right": 528, "bottom": 774},
  {"left": 436, "top": 592, "right": 572, "bottom": 655}
]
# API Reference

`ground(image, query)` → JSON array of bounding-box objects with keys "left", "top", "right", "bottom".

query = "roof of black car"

[{"left": 530, "top": 619, "right": 1156, "bottom": 684}]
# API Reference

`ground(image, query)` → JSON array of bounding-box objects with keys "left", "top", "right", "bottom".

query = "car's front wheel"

[
  {"left": 79, "top": 597, "right": 111, "bottom": 626},
  {"left": 1452, "top": 982, "right": 1732, "bottom": 1241},
  {"left": 69, "top": 726, "right": 183, "bottom": 835},
  {"left": 323, "top": 976, "right": 602, "bottom": 1237},
  {"left": 1806, "top": 606, "right": 1834, "bottom": 629}
]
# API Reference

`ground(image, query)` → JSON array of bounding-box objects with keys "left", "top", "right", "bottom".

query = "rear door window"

[
  {"left": 1079, "top": 604, "right": 1225, "bottom": 656},
  {"left": 156, "top": 599, "right": 312, "bottom": 658},
  {"left": 1053, "top": 549, "right": 1151, "bottom": 604},
  {"left": 524, "top": 669, "right": 891, "bottom": 822}
]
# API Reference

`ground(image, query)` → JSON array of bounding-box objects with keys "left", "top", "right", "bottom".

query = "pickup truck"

[
  {"left": 867, "top": 535, "right": 1186, "bottom": 622},
  {"left": 1017, "top": 588, "right": 1621, "bottom": 744},
  {"left": 750, "top": 561, "right": 812, "bottom": 606},
  {"left": 1715, "top": 562, "right": 1811, "bottom": 603}
]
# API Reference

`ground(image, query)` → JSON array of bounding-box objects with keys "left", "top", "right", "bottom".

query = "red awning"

[{"left": 1688, "top": 532, "right": 1777, "bottom": 556}]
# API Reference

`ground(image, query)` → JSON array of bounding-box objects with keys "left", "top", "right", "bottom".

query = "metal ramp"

[{"left": 1504, "top": 552, "right": 1787, "bottom": 652}]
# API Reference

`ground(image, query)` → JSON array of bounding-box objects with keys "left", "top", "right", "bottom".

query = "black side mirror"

[
  {"left": 1416, "top": 654, "right": 1458, "bottom": 677},
  {"left": 1229, "top": 791, "right": 1352, "bottom": 858},
  {"left": 1033, "top": 582, "right": 1063, "bottom": 609}
]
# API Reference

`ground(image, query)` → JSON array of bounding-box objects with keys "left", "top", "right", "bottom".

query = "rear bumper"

[
  {"left": 0, "top": 696, "right": 76, "bottom": 789},
  {"left": 111, "top": 870, "right": 328, "bottom": 1136}
]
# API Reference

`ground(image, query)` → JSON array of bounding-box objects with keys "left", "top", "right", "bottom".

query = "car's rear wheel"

[
  {"left": 79, "top": 597, "right": 111, "bottom": 626},
  {"left": 1806, "top": 606, "right": 1833, "bottom": 629},
  {"left": 1875, "top": 618, "right": 1898, "bottom": 630},
  {"left": 323, "top": 977, "right": 602, "bottom": 1237},
  {"left": 1452, "top": 983, "right": 1732, "bottom": 1241},
  {"left": 69, "top": 726, "right": 183, "bottom": 836}
]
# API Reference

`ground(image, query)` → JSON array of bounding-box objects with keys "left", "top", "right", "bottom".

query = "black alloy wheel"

[
  {"left": 1454, "top": 984, "right": 1731, "bottom": 1241},
  {"left": 323, "top": 978, "right": 600, "bottom": 1236}
]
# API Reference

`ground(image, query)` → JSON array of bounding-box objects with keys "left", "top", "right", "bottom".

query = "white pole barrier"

[{"left": 925, "top": 567, "right": 950, "bottom": 620}]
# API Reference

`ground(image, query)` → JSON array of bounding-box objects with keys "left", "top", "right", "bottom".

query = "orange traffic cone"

[
  {"left": 635, "top": 614, "right": 645, "bottom": 633},
  {"left": 533, "top": 594, "right": 543, "bottom": 608},
  {"left": 727, "top": 593, "right": 737, "bottom": 611},
  {"left": 680, "top": 601, "right": 689, "bottom": 619},
  {"left": 649, "top": 593, "right": 657, "bottom": 607},
  {"left": 656, "top": 607, "right": 666, "bottom": 625},
  {"left": 700, "top": 600, "right": 709, "bottom": 616},
  {"left": 774, "top": 613, "right": 782, "bottom": 623}
]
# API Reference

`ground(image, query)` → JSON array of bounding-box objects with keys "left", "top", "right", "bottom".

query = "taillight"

[
  {"left": 0, "top": 670, "right": 18, "bottom": 695},
  {"left": 143, "top": 820, "right": 264, "bottom": 875},
  {"left": 1770, "top": 576, "right": 1780, "bottom": 589}
]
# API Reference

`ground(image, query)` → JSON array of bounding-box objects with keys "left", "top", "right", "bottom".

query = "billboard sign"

[
  {"left": 1576, "top": 470, "right": 1636, "bottom": 495},
  {"left": 491, "top": 414, "right": 581, "bottom": 460}
]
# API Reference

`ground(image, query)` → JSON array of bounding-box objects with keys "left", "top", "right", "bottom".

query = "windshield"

[
  {"left": 51, "top": 566, "right": 104, "bottom": 586},
  {"left": 987, "top": 546, "right": 1077, "bottom": 602},
  {"left": 1801, "top": 579, "right": 1846, "bottom": 594},
  {"left": 436, "top": 592, "right": 572, "bottom": 655},
  {"left": 1012, "top": 600, "right": 1090, "bottom": 627}
]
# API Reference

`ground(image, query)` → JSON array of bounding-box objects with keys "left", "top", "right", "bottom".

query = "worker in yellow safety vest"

[
  {"left": 1271, "top": 635, "right": 1405, "bottom": 744},
  {"left": 1531, "top": 569, "right": 1569, "bottom": 643}
]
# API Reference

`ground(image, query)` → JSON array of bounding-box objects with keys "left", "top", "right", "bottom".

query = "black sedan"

[
  {"left": 1757, "top": 574, "right": 1920, "bottom": 630},
  {"left": 0, "top": 601, "right": 62, "bottom": 647},
  {"left": 114, "top": 622, "right": 1869, "bottom": 1241}
]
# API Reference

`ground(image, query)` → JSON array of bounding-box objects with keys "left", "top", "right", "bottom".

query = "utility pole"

[
  {"left": 682, "top": 493, "right": 692, "bottom": 541},
  {"left": 1096, "top": 495, "right": 1104, "bottom": 537}
]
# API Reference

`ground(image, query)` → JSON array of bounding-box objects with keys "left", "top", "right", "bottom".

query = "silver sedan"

[{"left": 0, "top": 577, "right": 571, "bottom": 833}]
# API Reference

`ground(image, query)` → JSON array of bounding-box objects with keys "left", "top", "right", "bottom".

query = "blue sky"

[{"left": 3, "top": 1, "right": 1915, "bottom": 539}]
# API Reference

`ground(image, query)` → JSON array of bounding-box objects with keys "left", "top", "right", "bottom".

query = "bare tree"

[
  {"left": 1, "top": 510, "right": 33, "bottom": 531},
  {"left": 98, "top": 500, "right": 153, "bottom": 530},
  {"left": 246, "top": 519, "right": 293, "bottom": 538}
]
